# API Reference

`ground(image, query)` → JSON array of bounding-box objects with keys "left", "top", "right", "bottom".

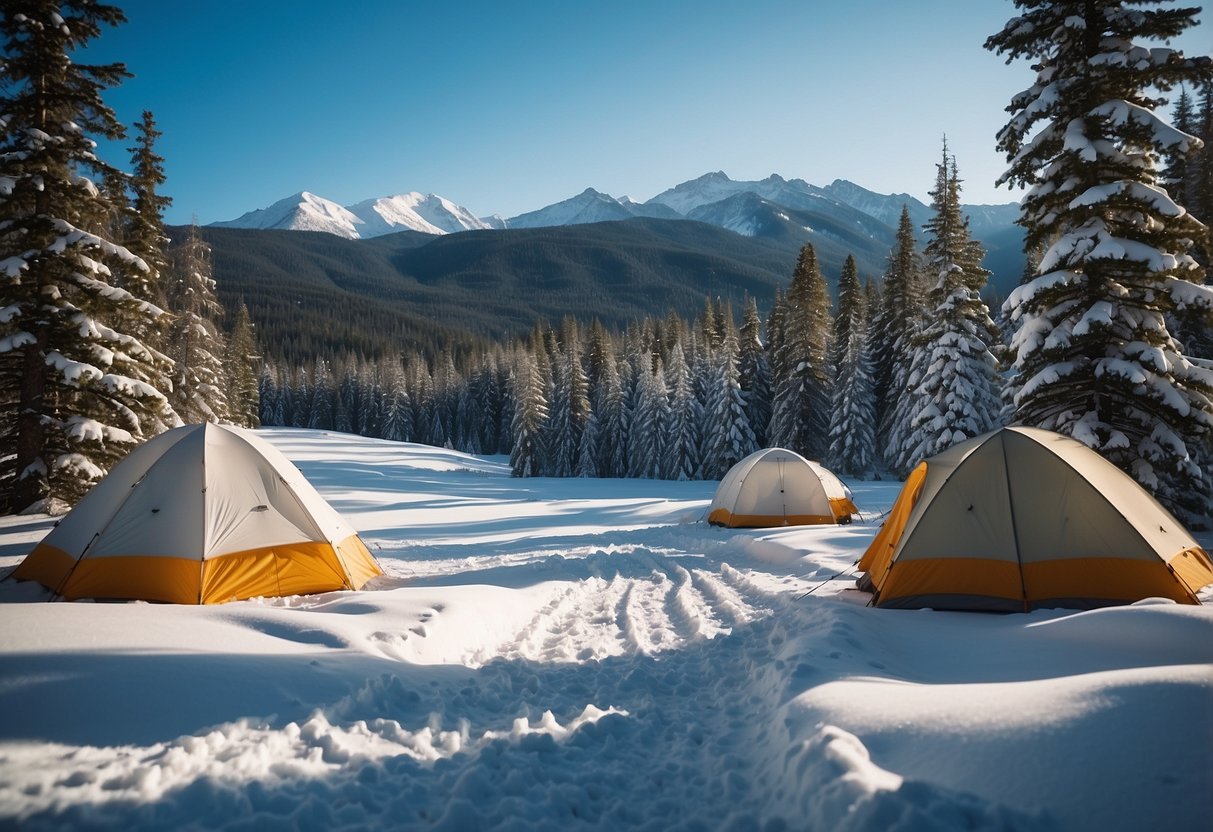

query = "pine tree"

[
  {"left": 356, "top": 358, "right": 382, "bottom": 438},
  {"left": 596, "top": 346, "right": 630, "bottom": 478},
  {"left": 258, "top": 362, "right": 279, "bottom": 426},
  {"left": 167, "top": 224, "right": 229, "bottom": 424},
  {"left": 827, "top": 262, "right": 878, "bottom": 477},
  {"left": 663, "top": 341, "right": 703, "bottom": 480},
  {"left": 510, "top": 350, "right": 548, "bottom": 477},
  {"left": 702, "top": 326, "right": 756, "bottom": 478},
  {"left": 308, "top": 357, "right": 335, "bottom": 430},
  {"left": 987, "top": 1, "right": 1213, "bottom": 523},
  {"left": 629, "top": 358, "right": 669, "bottom": 479},
  {"left": 223, "top": 301, "right": 261, "bottom": 427},
  {"left": 547, "top": 320, "right": 589, "bottom": 476},
  {"left": 737, "top": 297, "right": 772, "bottom": 448},
  {"left": 0, "top": 2, "right": 179, "bottom": 511},
  {"left": 125, "top": 111, "right": 171, "bottom": 312},
  {"left": 893, "top": 147, "right": 1002, "bottom": 471},
  {"left": 380, "top": 360, "right": 411, "bottom": 442},
  {"left": 872, "top": 206, "right": 926, "bottom": 469},
  {"left": 769, "top": 244, "right": 832, "bottom": 458}
]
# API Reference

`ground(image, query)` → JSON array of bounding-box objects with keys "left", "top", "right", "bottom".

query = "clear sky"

[{"left": 81, "top": 0, "right": 1212, "bottom": 226}]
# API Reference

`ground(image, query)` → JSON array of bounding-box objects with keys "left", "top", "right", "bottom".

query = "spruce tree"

[
  {"left": 0, "top": 1, "right": 179, "bottom": 511},
  {"left": 223, "top": 301, "right": 261, "bottom": 428},
  {"left": 629, "top": 358, "right": 669, "bottom": 479},
  {"left": 166, "top": 224, "right": 229, "bottom": 424},
  {"left": 987, "top": 0, "right": 1213, "bottom": 522},
  {"left": 125, "top": 111, "right": 171, "bottom": 312},
  {"left": 827, "top": 263, "right": 878, "bottom": 478},
  {"left": 510, "top": 350, "right": 548, "bottom": 477},
  {"left": 872, "top": 206, "right": 926, "bottom": 469},
  {"left": 380, "top": 360, "right": 411, "bottom": 443},
  {"left": 738, "top": 297, "right": 772, "bottom": 448},
  {"left": 769, "top": 244, "right": 832, "bottom": 458},
  {"left": 663, "top": 341, "right": 703, "bottom": 480},
  {"left": 702, "top": 326, "right": 756, "bottom": 478},
  {"left": 893, "top": 147, "right": 1002, "bottom": 471},
  {"left": 596, "top": 345, "right": 630, "bottom": 478}
]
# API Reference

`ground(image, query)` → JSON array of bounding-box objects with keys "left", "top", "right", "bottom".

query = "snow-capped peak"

[
  {"left": 646, "top": 171, "right": 827, "bottom": 216},
  {"left": 346, "top": 193, "right": 493, "bottom": 236},
  {"left": 211, "top": 191, "right": 366, "bottom": 239},
  {"left": 213, "top": 191, "right": 492, "bottom": 239},
  {"left": 506, "top": 188, "right": 637, "bottom": 228}
]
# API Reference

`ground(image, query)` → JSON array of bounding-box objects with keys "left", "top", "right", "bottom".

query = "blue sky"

[{"left": 84, "top": 0, "right": 1212, "bottom": 225}]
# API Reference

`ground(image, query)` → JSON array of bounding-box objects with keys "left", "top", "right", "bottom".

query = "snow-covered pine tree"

[
  {"left": 827, "top": 255, "right": 861, "bottom": 380},
  {"left": 0, "top": 2, "right": 180, "bottom": 511},
  {"left": 272, "top": 366, "right": 291, "bottom": 426},
  {"left": 663, "top": 340, "right": 703, "bottom": 480},
  {"left": 1163, "top": 88, "right": 1198, "bottom": 211},
  {"left": 595, "top": 345, "right": 630, "bottom": 478},
  {"left": 308, "top": 357, "right": 335, "bottom": 430},
  {"left": 575, "top": 408, "right": 600, "bottom": 478},
  {"left": 223, "top": 301, "right": 260, "bottom": 427},
  {"left": 871, "top": 206, "right": 926, "bottom": 469},
  {"left": 768, "top": 244, "right": 832, "bottom": 459},
  {"left": 290, "top": 366, "right": 311, "bottom": 427},
  {"left": 702, "top": 325, "right": 757, "bottom": 479},
  {"left": 629, "top": 357, "right": 669, "bottom": 479},
  {"left": 258, "top": 362, "right": 278, "bottom": 426},
  {"left": 763, "top": 289, "right": 788, "bottom": 444},
  {"left": 355, "top": 358, "right": 382, "bottom": 438},
  {"left": 827, "top": 260, "right": 877, "bottom": 477},
  {"left": 380, "top": 359, "right": 411, "bottom": 443},
  {"left": 165, "top": 223, "right": 229, "bottom": 424},
  {"left": 125, "top": 111, "right": 170, "bottom": 313},
  {"left": 893, "top": 147, "right": 1002, "bottom": 472},
  {"left": 987, "top": 1, "right": 1213, "bottom": 523},
  {"left": 738, "top": 296, "right": 772, "bottom": 448},
  {"left": 408, "top": 359, "right": 432, "bottom": 445},
  {"left": 1196, "top": 81, "right": 1213, "bottom": 230},
  {"left": 547, "top": 320, "right": 590, "bottom": 477},
  {"left": 510, "top": 349, "right": 548, "bottom": 477}
]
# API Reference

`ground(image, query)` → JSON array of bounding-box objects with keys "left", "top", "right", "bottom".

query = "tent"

[
  {"left": 708, "top": 448, "right": 858, "bottom": 528},
  {"left": 857, "top": 426, "right": 1213, "bottom": 611},
  {"left": 11, "top": 423, "right": 382, "bottom": 604}
]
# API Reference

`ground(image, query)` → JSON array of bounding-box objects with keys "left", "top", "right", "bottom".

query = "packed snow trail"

[{"left": 0, "top": 548, "right": 1052, "bottom": 831}]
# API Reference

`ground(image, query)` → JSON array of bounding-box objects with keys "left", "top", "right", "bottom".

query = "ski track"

[{"left": 2, "top": 517, "right": 1050, "bottom": 830}]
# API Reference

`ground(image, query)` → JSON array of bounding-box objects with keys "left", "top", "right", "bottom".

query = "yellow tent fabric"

[
  {"left": 708, "top": 448, "right": 858, "bottom": 528},
  {"left": 857, "top": 427, "right": 1213, "bottom": 611},
  {"left": 12, "top": 423, "right": 382, "bottom": 604}
]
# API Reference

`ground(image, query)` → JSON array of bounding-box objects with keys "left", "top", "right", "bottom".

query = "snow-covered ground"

[{"left": 1, "top": 428, "right": 1210, "bottom": 831}]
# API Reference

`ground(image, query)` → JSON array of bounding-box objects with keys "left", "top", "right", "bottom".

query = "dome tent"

[
  {"left": 857, "top": 426, "right": 1213, "bottom": 611},
  {"left": 12, "top": 423, "right": 382, "bottom": 604},
  {"left": 708, "top": 448, "right": 858, "bottom": 528}
]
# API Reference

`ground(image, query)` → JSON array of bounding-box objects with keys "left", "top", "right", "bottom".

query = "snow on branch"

[
  {"left": 48, "top": 219, "right": 149, "bottom": 272},
  {"left": 45, "top": 350, "right": 103, "bottom": 385},
  {"left": 1069, "top": 181, "right": 1185, "bottom": 217},
  {"left": 0, "top": 331, "right": 36, "bottom": 353},
  {"left": 1090, "top": 100, "right": 1200, "bottom": 151},
  {"left": 0, "top": 256, "right": 30, "bottom": 278}
]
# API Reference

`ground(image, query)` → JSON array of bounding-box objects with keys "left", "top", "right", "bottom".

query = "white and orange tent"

[
  {"left": 708, "top": 448, "right": 858, "bottom": 528},
  {"left": 857, "top": 426, "right": 1213, "bottom": 611},
  {"left": 12, "top": 423, "right": 381, "bottom": 604}
]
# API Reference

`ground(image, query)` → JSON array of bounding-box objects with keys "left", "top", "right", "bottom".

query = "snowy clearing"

[{"left": 0, "top": 428, "right": 1210, "bottom": 831}]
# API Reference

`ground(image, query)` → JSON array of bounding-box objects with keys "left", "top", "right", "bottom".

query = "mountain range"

[{"left": 211, "top": 171, "right": 1021, "bottom": 257}]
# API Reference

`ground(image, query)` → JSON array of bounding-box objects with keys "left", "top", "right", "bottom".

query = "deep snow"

[{"left": 0, "top": 428, "right": 1209, "bottom": 831}]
